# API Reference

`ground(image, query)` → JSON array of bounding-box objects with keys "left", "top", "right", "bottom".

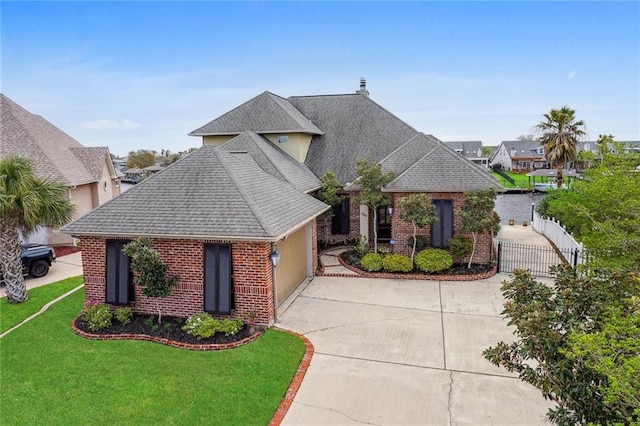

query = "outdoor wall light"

[
  {"left": 270, "top": 249, "right": 280, "bottom": 267},
  {"left": 387, "top": 204, "right": 394, "bottom": 216}
]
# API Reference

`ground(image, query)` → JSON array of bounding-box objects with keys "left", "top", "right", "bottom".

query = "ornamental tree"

[
  {"left": 455, "top": 189, "right": 499, "bottom": 268},
  {"left": 398, "top": 194, "right": 437, "bottom": 262},
  {"left": 122, "top": 238, "right": 178, "bottom": 323},
  {"left": 484, "top": 267, "right": 639, "bottom": 425},
  {"left": 317, "top": 170, "right": 344, "bottom": 217},
  {"left": 354, "top": 158, "right": 395, "bottom": 253}
]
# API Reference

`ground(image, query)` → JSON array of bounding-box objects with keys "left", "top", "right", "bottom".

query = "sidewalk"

[{"left": 0, "top": 252, "right": 83, "bottom": 298}]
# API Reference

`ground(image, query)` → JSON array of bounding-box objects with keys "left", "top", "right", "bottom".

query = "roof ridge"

[
  {"left": 214, "top": 148, "right": 275, "bottom": 236},
  {"left": 387, "top": 143, "right": 440, "bottom": 185},
  {"left": 248, "top": 131, "right": 296, "bottom": 183},
  {"left": 423, "top": 143, "right": 500, "bottom": 186},
  {"left": 264, "top": 93, "right": 316, "bottom": 135}
]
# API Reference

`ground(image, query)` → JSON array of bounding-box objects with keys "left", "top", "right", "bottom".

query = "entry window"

[
  {"left": 376, "top": 205, "right": 392, "bottom": 242},
  {"left": 105, "top": 240, "right": 133, "bottom": 305},
  {"left": 331, "top": 198, "right": 350, "bottom": 235},
  {"left": 204, "top": 244, "right": 233, "bottom": 314}
]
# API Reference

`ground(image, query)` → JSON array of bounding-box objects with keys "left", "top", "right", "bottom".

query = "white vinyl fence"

[{"left": 532, "top": 210, "right": 586, "bottom": 267}]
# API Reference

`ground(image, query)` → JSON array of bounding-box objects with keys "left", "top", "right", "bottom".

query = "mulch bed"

[
  {"left": 54, "top": 245, "right": 81, "bottom": 257},
  {"left": 73, "top": 314, "right": 252, "bottom": 346},
  {"left": 340, "top": 250, "right": 494, "bottom": 276}
]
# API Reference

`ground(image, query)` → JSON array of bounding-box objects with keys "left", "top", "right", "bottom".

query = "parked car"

[{"left": 0, "top": 244, "right": 56, "bottom": 285}]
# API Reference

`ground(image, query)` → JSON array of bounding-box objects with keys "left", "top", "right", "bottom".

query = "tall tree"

[
  {"left": 535, "top": 106, "right": 586, "bottom": 188},
  {"left": 398, "top": 194, "right": 437, "bottom": 262},
  {"left": 0, "top": 156, "right": 75, "bottom": 303},
  {"left": 126, "top": 150, "right": 157, "bottom": 169},
  {"left": 354, "top": 158, "right": 395, "bottom": 253},
  {"left": 455, "top": 189, "right": 499, "bottom": 268}
]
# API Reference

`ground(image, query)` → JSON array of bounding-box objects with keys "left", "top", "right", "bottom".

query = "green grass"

[
  {"left": 0, "top": 276, "right": 84, "bottom": 333},
  {"left": 490, "top": 171, "right": 533, "bottom": 189},
  {"left": 0, "top": 289, "right": 306, "bottom": 425}
]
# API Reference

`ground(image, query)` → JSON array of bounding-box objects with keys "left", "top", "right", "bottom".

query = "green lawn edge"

[
  {"left": 0, "top": 288, "right": 306, "bottom": 425},
  {"left": 0, "top": 276, "right": 84, "bottom": 333}
]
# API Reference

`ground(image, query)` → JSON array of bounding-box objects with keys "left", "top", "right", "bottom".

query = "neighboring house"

[
  {"left": 61, "top": 79, "right": 502, "bottom": 326},
  {"left": 0, "top": 94, "right": 120, "bottom": 245},
  {"left": 443, "top": 141, "right": 490, "bottom": 168},
  {"left": 490, "top": 141, "right": 547, "bottom": 172}
]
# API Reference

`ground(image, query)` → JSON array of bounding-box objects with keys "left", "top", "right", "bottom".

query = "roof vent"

[{"left": 356, "top": 77, "right": 369, "bottom": 97}]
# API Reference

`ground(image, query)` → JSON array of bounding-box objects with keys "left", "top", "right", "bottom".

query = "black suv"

[{"left": 1, "top": 245, "right": 56, "bottom": 284}]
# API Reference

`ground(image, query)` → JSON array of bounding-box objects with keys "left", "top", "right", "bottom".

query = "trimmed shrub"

[
  {"left": 448, "top": 236, "right": 473, "bottom": 261},
  {"left": 115, "top": 306, "right": 133, "bottom": 325},
  {"left": 219, "top": 318, "right": 245, "bottom": 337},
  {"left": 415, "top": 249, "right": 454, "bottom": 273},
  {"left": 82, "top": 301, "right": 112, "bottom": 331},
  {"left": 408, "top": 235, "right": 430, "bottom": 253},
  {"left": 182, "top": 312, "right": 219, "bottom": 340},
  {"left": 382, "top": 254, "right": 413, "bottom": 273},
  {"left": 352, "top": 235, "right": 370, "bottom": 258},
  {"left": 361, "top": 253, "right": 383, "bottom": 272}
]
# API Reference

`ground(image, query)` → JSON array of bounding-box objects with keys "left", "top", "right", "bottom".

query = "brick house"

[
  {"left": 62, "top": 79, "right": 501, "bottom": 326},
  {"left": 61, "top": 146, "right": 328, "bottom": 326}
]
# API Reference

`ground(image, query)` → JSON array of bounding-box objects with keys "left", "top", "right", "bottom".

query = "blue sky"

[{"left": 2, "top": 1, "right": 639, "bottom": 156}]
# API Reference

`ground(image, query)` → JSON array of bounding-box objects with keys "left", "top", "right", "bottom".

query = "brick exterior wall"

[
  {"left": 78, "top": 236, "right": 276, "bottom": 326},
  {"left": 316, "top": 193, "right": 361, "bottom": 246},
  {"left": 316, "top": 191, "right": 494, "bottom": 264}
]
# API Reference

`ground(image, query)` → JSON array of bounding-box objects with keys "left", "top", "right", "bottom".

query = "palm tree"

[
  {"left": 0, "top": 156, "right": 75, "bottom": 303},
  {"left": 535, "top": 106, "right": 586, "bottom": 188}
]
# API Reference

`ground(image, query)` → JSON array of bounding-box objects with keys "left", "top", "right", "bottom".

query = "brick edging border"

[
  {"left": 269, "top": 328, "right": 314, "bottom": 426},
  {"left": 318, "top": 248, "right": 497, "bottom": 281},
  {"left": 70, "top": 317, "right": 264, "bottom": 351}
]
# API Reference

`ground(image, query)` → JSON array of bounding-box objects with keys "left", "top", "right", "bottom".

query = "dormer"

[{"left": 189, "top": 91, "right": 323, "bottom": 163}]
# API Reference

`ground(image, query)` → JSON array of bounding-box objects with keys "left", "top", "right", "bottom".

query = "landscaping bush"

[
  {"left": 408, "top": 235, "right": 430, "bottom": 253},
  {"left": 448, "top": 236, "right": 473, "bottom": 261},
  {"left": 352, "top": 235, "right": 370, "bottom": 258},
  {"left": 219, "top": 318, "right": 245, "bottom": 337},
  {"left": 182, "top": 312, "right": 219, "bottom": 340},
  {"left": 382, "top": 254, "right": 413, "bottom": 273},
  {"left": 82, "top": 301, "right": 112, "bottom": 331},
  {"left": 115, "top": 306, "right": 133, "bottom": 325},
  {"left": 415, "top": 249, "right": 454, "bottom": 273},
  {"left": 182, "top": 314, "right": 245, "bottom": 339},
  {"left": 360, "top": 253, "right": 383, "bottom": 272}
]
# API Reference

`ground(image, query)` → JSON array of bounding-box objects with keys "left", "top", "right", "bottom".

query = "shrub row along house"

[{"left": 61, "top": 79, "right": 502, "bottom": 326}]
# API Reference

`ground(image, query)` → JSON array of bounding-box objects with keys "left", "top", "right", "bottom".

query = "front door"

[
  {"left": 432, "top": 199, "right": 453, "bottom": 248},
  {"left": 203, "top": 244, "right": 233, "bottom": 314},
  {"left": 376, "top": 205, "right": 392, "bottom": 242}
]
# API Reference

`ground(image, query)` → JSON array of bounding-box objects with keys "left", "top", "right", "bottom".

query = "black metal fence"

[{"left": 496, "top": 241, "right": 582, "bottom": 278}]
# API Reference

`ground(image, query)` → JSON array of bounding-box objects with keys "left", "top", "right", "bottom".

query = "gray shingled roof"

[
  {"left": 501, "top": 141, "right": 545, "bottom": 159},
  {"left": 220, "top": 131, "right": 321, "bottom": 193},
  {"left": 1, "top": 94, "right": 116, "bottom": 186},
  {"left": 60, "top": 145, "right": 329, "bottom": 241},
  {"left": 189, "top": 91, "right": 323, "bottom": 136},
  {"left": 288, "top": 94, "right": 419, "bottom": 184},
  {"left": 443, "top": 141, "right": 483, "bottom": 159},
  {"left": 379, "top": 133, "right": 440, "bottom": 175},
  {"left": 384, "top": 136, "right": 503, "bottom": 192}
]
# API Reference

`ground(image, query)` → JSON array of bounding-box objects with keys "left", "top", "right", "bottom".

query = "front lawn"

[
  {"left": 0, "top": 276, "right": 84, "bottom": 333},
  {"left": 0, "top": 289, "right": 305, "bottom": 425}
]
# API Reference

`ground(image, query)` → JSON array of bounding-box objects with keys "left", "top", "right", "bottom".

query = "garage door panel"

[{"left": 276, "top": 225, "right": 308, "bottom": 305}]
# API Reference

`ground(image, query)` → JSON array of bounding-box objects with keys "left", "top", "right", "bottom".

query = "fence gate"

[{"left": 496, "top": 242, "right": 582, "bottom": 278}]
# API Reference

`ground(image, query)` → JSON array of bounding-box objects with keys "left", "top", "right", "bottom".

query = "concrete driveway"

[{"left": 277, "top": 275, "right": 552, "bottom": 425}]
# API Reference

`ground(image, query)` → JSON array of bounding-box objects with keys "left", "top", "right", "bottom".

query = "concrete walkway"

[
  {"left": 320, "top": 248, "right": 360, "bottom": 276},
  {"left": 0, "top": 252, "right": 83, "bottom": 298},
  {"left": 278, "top": 274, "right": 553, "bottom": 425}
]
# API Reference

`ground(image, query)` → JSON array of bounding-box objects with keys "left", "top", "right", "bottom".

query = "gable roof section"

[
  {"left": 69, "top": 147, "right": 118, "bottom": 181},
  {"left": 189, "top": 91, "right": 323, "bottom": 136},
  {"left": 384, "top": 138, "right": 503, "bottom": 192},
  {"left": 0, "top": 94, "right": 113, "bottom": 186},
  {"left": 379, "top": 133, "right": 440, "bottom": 176},
  {"left": 501, "top": 140, "right": 544, "bottom": 159},
  {"left": 60, "top": 145, "right": 329, "bottom": 241},
  {"left": 220, "top": 131, "right": 321, "bottom": 192},
  {"left": 288, "top": 94, "right": 419, "bottom": 184},
  {"left": 443, "top": 141, "right": 483, "bottom": 158}
]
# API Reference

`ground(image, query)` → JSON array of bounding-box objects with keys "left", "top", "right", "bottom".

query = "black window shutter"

[{"left": 204, "top": 244, "right": 233, "bottom": 314}]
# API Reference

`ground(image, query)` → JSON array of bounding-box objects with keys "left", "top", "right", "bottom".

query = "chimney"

[{"left": 356, "top": 77, "right": 369, "bottom": 97}]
